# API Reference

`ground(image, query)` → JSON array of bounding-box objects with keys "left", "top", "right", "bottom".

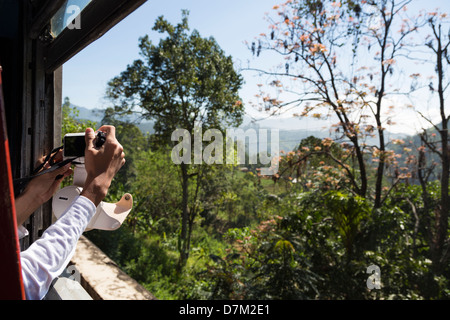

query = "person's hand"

[
  {"left": 25, "top": 156, "right": 73, "bottom": 204},
  {"left": 15, "top": 150, "right": 73, "bottom": 226},
  {"left": 81, "top": 126, "right": 126, "bottom": 206}
]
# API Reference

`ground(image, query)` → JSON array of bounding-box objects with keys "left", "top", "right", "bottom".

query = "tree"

[
  {"left": 61, "top": 97, "right": 97, "bottom": 137},
  {"left": 407, "top": 10, "right": 450, "bottom": 275},
  {"left": 424, "top": 12, "right": 450, "bottom": 276},
  {"left": 105, "top": 11, "right": 244, "bottom": 270},
  {"left": 247, "top": 0, "right": 419, "bottom": 207},
  {"left": 278, "top": 136, "right": 355, "bottom": 192}
]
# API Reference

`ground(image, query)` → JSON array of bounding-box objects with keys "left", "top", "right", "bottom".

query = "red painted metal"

[{"left": 0, "top": 66, "right": 26, "bottom": 299}]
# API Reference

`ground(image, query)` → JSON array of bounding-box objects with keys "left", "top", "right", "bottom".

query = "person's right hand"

[{"left": 81, "top": 126, "right": 125, "bottom": 206}]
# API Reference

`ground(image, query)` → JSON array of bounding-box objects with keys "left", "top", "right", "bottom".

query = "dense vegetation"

[{"left": 63, "top": 1, "right": 450, "bottom": 299}]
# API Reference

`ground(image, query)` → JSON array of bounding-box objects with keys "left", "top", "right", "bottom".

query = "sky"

[
  {"left": 62, "top": 0, "right": 450, "bottom": 136},
  {"left": 62, "top": 0, "right": 275, "bottom": 107}
]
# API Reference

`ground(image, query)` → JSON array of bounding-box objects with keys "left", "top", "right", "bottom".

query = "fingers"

[
  {"left": 51, "top": 163, "right": 72, "bottom": 179},
  {"left": 98, "top": 125, "right": 115, "bottom": 135},
  {"left": 53, "top": 149, "right": 63, "bottom": 163},
  {"left": 54, "top": 168, "right": 73, "bottom": 184},
  {"left": 85, "top": 127, "right": 96, "bottom": 150},
  {"left": 45, "top": 167, "right": 73, "bottom": 201},
  {"left": 35, "top": 155, "right": 46, "bottom": 168},
  {"left": 33, "top": 149, "right": 64, "bottom": 174},
  {"left": 33, "top": 162, "right": 71, "bottom": 181},
  {"left": 84, "top": 125, "right": 125, "bottom": 177},
  {"left": 97, "top": 125, "right": 116, "bottom": 142},
  {"left": 121, "top": 151, "right": 126, "bottom": 167},
  {"left": 55, "top": 167, "right": 73, "bottom": 181},
  {"left": 25, "top": 162, "right": 73, "bottom": 201}
]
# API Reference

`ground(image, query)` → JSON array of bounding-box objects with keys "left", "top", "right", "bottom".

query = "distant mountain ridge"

[
  {"left": 70, "top": 104, "right": 155, "bottom": 135},
  {"left": 71, "top": 104, "right": 409, "bottom": 152},
  {"left": 73, "top": 105, "right": 104, "bottom": 123}
]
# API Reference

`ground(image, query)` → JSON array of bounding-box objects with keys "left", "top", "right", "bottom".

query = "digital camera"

[
  {"left": 55, "top": 130, "right": 132, "bottom": 231},
  {"left": 63, "top": 131, "right": 107, "bottom": 158}
]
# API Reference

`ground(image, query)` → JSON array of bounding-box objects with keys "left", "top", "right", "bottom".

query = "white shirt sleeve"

[{"left": 20, "top": 195, "right": 96, "bottom": 300}]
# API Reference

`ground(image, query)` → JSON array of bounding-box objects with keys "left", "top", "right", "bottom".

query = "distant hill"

[
  {"left": 69, "top": 104, "right": 104, "bottom": 123},
  {"left": 71, "top": 105, "right": 409, "bottom": 152},
  {"left": 70, "top": 104, "right": 155, "bottom": 134}
]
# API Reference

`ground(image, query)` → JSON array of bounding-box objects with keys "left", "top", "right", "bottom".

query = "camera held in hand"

[
  {"left": 63, "top": 131, "right": 107, "bottom": 158},
  {"left": 53, "top": 130, "right": 132, "bottom": 231}
]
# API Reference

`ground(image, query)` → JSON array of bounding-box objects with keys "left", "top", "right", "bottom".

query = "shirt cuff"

[
  {"left": 18, "top": 225, "right": 29, "bottom": 240},
  {"left": 77, "top": 195, "right": 96, "bottom": 212}
]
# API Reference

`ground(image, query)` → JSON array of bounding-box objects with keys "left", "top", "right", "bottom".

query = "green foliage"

[
  {"left": 83, "top": 128, "right": 450, "bottom": 300},
  {"left": 78, "top": 115, "right": 449, "bottom": 300},
  {"left": 105, "top": 10, "right": 244, "bottom": 137},
  {"left": 105, "top": 11, "right": 245, "bottom": 270},
  {"left": 75, "top": 4, "right": 450, "bottom": 301},
  {"left": 323, "top": 191, "right": 370, "bottom": 258},
  {"left": 131, "top": 147, "right": 181, "bottom": 234},
  {"left": 61, "top": 97, "right": 97, "bottom": 137}
]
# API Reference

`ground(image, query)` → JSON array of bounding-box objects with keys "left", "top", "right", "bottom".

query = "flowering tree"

[
  {"left": 405, "top": 10, "right": 450, "bottom": 275},
  {"left": 250, "top": 0, "right": 450, "bottom": 278},
  {"left": 247, "top": 0, "right": 420, "bottom": 207}
]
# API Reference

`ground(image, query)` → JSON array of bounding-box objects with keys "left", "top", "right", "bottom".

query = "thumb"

[{"left": 85, "top": 128, "right": 95, "bottom": 150}]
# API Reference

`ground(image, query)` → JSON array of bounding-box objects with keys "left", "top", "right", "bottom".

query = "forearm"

[
  {"left": 15, "top": 191, "right": 43, "bottom": 226},
  {"left": 15, "top": 162, "right": 72, "bottom": 226},
  {"left": 80, "top": 175, "right": 110, "bottom": 207}
]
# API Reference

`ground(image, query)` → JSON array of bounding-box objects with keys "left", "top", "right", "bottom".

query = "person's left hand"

[
  {"left": 26, "top": 149, "right": 73, "bottom": 203},
  {"left": 15, "top": 150, "right": 73, "bottom": 225}
]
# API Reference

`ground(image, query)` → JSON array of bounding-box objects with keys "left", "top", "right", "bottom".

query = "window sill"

[{"left": 70, "top": 235, "right": 156, "bottom": 300}]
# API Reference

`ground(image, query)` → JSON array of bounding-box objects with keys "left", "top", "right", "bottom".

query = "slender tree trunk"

[
  {"left": 374, "top": 115, "right": 386, "bottom": 209},
  {"left": 434, "top": 29, "right": 449, "bottom": 274},
  {"left": 177, "top": 162, "right": 190, "bottom": 271},
  {"left": 436, "top": 124, "right": 449, "bottom": 275},
  {"left": 350, "top": 136, "right": 367, "bottom": 198},
  {"left": 374, "top": 20, "right": 389, "bottom": 209}
]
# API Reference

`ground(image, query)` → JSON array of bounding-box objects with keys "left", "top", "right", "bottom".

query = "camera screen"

[{"left": 64, "top": 134, "right": 86, "bottom": 157}]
